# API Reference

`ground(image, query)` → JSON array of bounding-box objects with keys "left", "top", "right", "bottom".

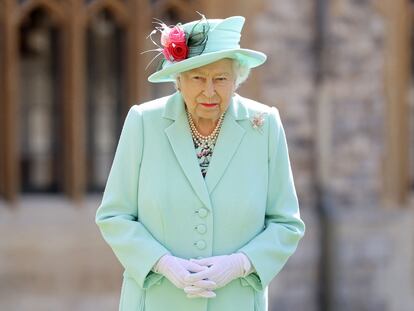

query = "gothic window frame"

[{"left": 0, "top": 0, "right": 152, "bottom": 203}]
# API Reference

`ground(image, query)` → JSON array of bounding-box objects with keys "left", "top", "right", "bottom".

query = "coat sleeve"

[
  {"left": 237, "top": 106, "right": 305, "bottom": 291},
  {"left": 95, "top": 105, "right": 170, "bottom": 289}
]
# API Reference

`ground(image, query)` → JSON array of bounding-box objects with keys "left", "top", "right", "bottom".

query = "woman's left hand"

[{"left": 184, "top": 253, "right": 252, "bottom": 290}]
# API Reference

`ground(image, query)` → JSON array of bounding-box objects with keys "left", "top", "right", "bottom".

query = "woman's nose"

[{"left": 203, "top": 79, "right": 216, "bottom": 97}]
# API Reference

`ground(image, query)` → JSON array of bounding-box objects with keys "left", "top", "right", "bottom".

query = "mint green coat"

[{"left": 95, "top": 92, "right": 305, "bottom": 311}]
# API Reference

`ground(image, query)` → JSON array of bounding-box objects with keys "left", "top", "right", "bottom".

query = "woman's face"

[{"left": 177, "top": 58, "right": 236, "bottom": 122}]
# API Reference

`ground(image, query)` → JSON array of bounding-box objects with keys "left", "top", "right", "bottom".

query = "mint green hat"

[{"left": 147, "top": 15, "right": 267, "bottom": 83}]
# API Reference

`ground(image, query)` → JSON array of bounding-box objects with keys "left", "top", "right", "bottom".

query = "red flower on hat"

[
  {"left": 161, "top": 25, "right": 188, "bottom": 62},
  {"left": 143, "top": 13, "right": 209, "bottom": 70}
]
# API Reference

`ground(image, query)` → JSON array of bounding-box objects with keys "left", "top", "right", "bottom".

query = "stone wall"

[
  {"left": 252, "top": 1, "right": 320, "bottom": 310},
  {"left": 316, "top": 1, "right": 414, "bottom": 309},
  {"left": 323, "top": 0, "right": 386, "bottom": 209},
  {"left": 254, "top": 0, "right": 414, "bottom": 310}
]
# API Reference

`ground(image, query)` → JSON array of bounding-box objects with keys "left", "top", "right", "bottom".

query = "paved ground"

[{"left": 0, "top": 195, "right": 122, "bottom": 311}]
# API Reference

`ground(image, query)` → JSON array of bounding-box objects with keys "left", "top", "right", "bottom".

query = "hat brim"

[{"left": 147, "top": 48, "right": 267, "bottom": 83}]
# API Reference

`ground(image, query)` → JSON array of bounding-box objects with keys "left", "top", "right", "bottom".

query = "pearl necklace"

[{"left": 186, "top": 109, "right": 225, "bottom": 148}]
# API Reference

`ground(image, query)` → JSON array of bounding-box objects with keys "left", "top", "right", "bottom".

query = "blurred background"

[{"left": 1, "top": 0, "right": 414, "bottom": 310}]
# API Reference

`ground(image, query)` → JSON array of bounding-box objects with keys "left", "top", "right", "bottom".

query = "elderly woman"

[{"left": 95, "top": 14, "right": 305, "bottom": 311}]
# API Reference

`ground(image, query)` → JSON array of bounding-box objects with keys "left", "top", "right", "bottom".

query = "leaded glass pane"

[
  {"left": 86, "top": 9, "right": 125, "bottom": 192},
  {"left": 19, "top": 9, "right": 63, "bottom": 193}
]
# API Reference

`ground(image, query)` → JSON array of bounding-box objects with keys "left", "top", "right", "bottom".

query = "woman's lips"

[{"left": 200, "top": 103, "right": 218, "bottom": 108}]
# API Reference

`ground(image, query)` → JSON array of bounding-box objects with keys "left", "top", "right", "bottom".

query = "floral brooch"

[
  {"left": 143, "top": 12, "right": 210, "bottom": 70},
  {"left": 250, "top": 112, "right": 266, "bottom": 132}
]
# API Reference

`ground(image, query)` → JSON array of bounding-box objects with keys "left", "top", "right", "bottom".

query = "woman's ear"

[{"left": 175, "top": 76, "right": 181, "bottom": 92}]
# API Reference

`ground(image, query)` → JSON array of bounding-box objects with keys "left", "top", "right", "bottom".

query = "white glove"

[
  {"left": 153, "top": 254, "right": 217, "bottom": 298},
  {"left": 184, "top": 253, "right": 253, "bottom": 290}
]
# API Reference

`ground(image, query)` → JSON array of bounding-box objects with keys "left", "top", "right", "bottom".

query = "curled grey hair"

[
  {"left": 232, "top": 58, "right": 251, "bottom": 89},
  {"left": 173, "top": 58, "right": 251, "bottom": 90}
]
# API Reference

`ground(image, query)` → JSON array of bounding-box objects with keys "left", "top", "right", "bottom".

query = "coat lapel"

[
  {"left": 163, "top": 92, "right": 249, "bottom": 205},
  {"left": 163, "top": 92, "right": 212, "bottom": 210},
  {"left": 205, "top": 95, "right": 248, "bottom": 193}
]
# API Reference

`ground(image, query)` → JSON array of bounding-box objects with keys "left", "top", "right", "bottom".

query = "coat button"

[
  {"left": 197, "top": 208, "right": 208, "bottom": 218},
  {"left": 194, "top": 240, "right": 206, "bottom": 250},
  {"left": 195, "top": 224, "right": 207, "bottom": 234}
]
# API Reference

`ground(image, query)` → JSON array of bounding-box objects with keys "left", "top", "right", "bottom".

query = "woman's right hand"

[{"left": 153, "top": 254, "right": 217, "bottom": 298}]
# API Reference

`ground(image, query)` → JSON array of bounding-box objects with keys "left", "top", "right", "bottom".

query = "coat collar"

[{"left": 163, "top": 92, "right": 247, "bottom": 210}]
